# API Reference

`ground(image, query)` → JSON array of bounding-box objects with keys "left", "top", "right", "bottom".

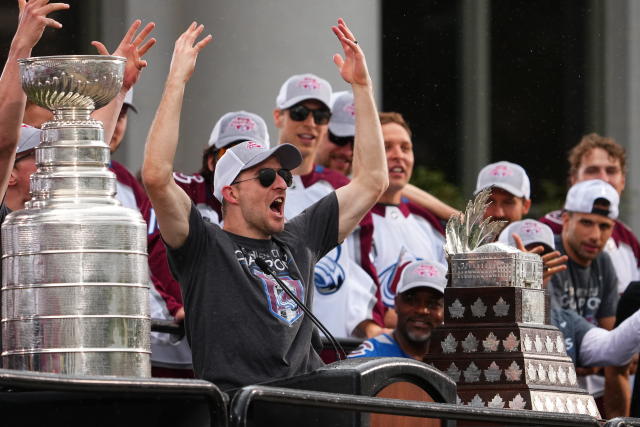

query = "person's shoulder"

[
  {"left": 302, "top": 165, "right": 350, "bottom": 190},
  {"left": 539, "top": 210, "right": 563, "bottom": 235},
  {"left": 403, "top": 198, "right": 445, "bottom": 235},
  {"left": 612, "top": 220, "right": 640, "bottom": 264},
  {"left": 110, "top": 160, "right": 138, "bottom": 183},
  {"left": 348, "top": 333, "right": 396, "bottom": 358}
]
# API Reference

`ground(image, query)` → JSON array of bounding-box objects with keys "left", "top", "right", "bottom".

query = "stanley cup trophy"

[
  {"left": 1, "top": 55, "right": 150, "bottom": 377},
  {"left": 424, "top": 189, "right": 600, "bottom": 418}
]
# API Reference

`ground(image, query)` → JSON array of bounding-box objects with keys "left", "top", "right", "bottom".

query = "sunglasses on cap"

[
  {"left": 287, "top": 104, "right": 331, "bottom": 125},
  {"left": 328, "top": 131, "right": 354, "bottom": 147},
  {"left": 231, "top": 168, "right": 293, "bottom": 188}
]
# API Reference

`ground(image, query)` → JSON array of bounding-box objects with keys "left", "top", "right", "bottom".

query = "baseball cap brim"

[
  {"left": 398, "top": 281, "right": 445, "bottom": 296},
  {"left": 278, "top": 96, "right": 330, "bottom": 110},
  {"left": 328, "top": 122, "right": 355, "bottom": 137},
  {"left": 242, "top": 143, "right": 302, "bottom": 172},
  {"left": 124, "top": 102, "right": 138, "bottom": 114},
  {"left": 475, "top": 183, "right": 527, "bottom": 199}
]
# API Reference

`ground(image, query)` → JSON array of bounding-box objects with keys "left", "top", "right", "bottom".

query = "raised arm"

[
  {"left": 91, "top": 19, "right": 156, "bottom": 144},
  {"left": 142, "top": 23, "right": 212, "bottom": 248},
  {"left": 0, "top": 0, "right": 68, "bottom": 199},
  {"left": 332, "top": 19, "right": 388, "bottom": 242}
]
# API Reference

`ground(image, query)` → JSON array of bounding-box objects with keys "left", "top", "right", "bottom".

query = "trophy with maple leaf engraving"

[{"left": 424, "top": 189, "right": 600, "bottom": 418}]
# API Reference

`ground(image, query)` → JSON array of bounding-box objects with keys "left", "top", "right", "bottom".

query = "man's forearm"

[
  {"left": 402, "top": 184, "right": 460, "bottom": 220},
  {"left": 580, "top": 310, "right": 640, "bottom": 366},
  {"left": 350, "top": 83, "right": 386, "bottom": 194},
  {"left": 93, "top": 89, "right": 126, "bottom": 146}
]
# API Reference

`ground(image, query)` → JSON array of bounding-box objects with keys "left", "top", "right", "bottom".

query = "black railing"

[
  {"left": 605, "top": 419, "right": 640, "bottom": 427},
  {"left": 229, "top": 385, "right": 602, "bottom": 427}
]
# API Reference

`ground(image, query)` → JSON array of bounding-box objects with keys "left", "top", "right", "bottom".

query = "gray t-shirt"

[
  {"left": 550, "top": 307, "right": 595, "bottom": 365},
  {"left": 549, "top": 235, "right": 619, "bottom": 325},
  {"left": 167, "top": 193, "right": 339, "bottom": 391}
]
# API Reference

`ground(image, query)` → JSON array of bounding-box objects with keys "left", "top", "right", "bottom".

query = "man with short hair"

[
  {"left": 142, "top": 19, "right": 388, "bottom": 391},
  {"left": 541, "top": 133, "right": 639, "bottom": 295},
  {"left": 274, "top": 73, "right": 384, "bottom": 339},
  {"left": 549, "top": 179, "right": 619, "bottom": 329},
  {"left": 372, "top": 112, "right": 446, "bottom": 322},
  {"left": 349, "top": 260, "right": 445, "bottom": 360},
  {"left": 474, "top": 161, "right": 531, "bottom": 224}
]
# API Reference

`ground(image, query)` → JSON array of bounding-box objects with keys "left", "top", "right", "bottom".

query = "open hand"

[
  {"left": 331, "top": 18, "right": 371, "bottom": 87},
  {"left": 91, "top": 20, "right": 156, "bottom": 91},
  {"left": 14, "top": 0, "right": 69, "bottom": 51},
  {"left": 168, "top": 22, "right": 213, "bottom": 84}
]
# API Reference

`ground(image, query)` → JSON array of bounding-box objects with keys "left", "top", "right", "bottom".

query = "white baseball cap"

[
  {"left": 498, "top": 219, "right": 556, "bottom": 251},
  {"left": 18, "top": 124, "right": 42, "bottom": 153},
  {"left": 208, "top": 111, "right": 270, "bottom": 149},
  {"left": 396, "top": 260, "right": 447, "bottom": 296},
  {"left": 213, "top": 140, "right": 302, "bottom": 203},
  {"left": 276, "top": 73, "right": 332, "bottom": 110},
  {"left": 564, "top": 179, "right": 619, "bottom": 219},
  {"left": 328, "top": 91, "right": 355, "bottom": 137},
  {"left": 475, "top": 161, "right": 531, "bottom": 199}
]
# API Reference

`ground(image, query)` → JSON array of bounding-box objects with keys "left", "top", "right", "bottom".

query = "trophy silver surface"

[
  {"left": 425, "top": 189, "right": 600, "bottom": 418},
  {"left": 1, "top": 55, "right": 151, "bottom": 377}
]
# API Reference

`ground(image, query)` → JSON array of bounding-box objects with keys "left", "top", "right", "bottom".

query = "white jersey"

[
  {"left": 372, "top": 201, "right": 446, "bottom": 307},
  {"left": 284, "top": 166, "right": 379, "bottom": 338}
]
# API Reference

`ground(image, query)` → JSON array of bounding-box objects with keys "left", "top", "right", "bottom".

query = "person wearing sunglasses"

[
  {"left": 142, "top": 19, "right": 388, "bottom": 391},
  {"left": 274, "top": 81, "right": 385, "bottom": 340},
  {"left": 316, "top": 91, "right": 356, "bottom": 177}
]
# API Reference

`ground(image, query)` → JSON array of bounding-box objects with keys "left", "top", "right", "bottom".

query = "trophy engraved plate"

[
  {"left": 2, "top": 56, "right": 150, "bottom": 377},
  {"left": 425, "top": 189, "right": 600, "bottom": 418}
]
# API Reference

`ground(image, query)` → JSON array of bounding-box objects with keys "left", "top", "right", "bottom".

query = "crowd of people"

[{"left": 3, "top": 0, "right": 640, "bottom": 419}]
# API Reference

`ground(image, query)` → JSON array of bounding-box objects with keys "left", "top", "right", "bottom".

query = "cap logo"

[
  {"left": 414, "top": 264, "right": 439, "bottom": 278},
  {"left": 21, "top": 124, "right": 33, "bottom": 129},
  {"left": 245, "top": 141, "right": 264, "bottom": 150},
  {"left": 227, "top": 117, "right": 256, "bottom": 132},
  {"left": 297, "top": 77, "right": 320, "bottom": 91},
  {"left": 521, "top": 222, "right": 542, "bottom": 236},
  {"left": 342, "top": 103, "right": 356, "bottom": 117},
  {"left": 490, "top": 165, "right": 513, "bottom": 177}
]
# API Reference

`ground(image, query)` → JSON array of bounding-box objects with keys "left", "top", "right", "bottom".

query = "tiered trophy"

[
  {"left": 425, "top": 189, "right": 600, "bottom": 418},
  {"left": 1, "top": 56, "right": 150, "bottom": 377}
]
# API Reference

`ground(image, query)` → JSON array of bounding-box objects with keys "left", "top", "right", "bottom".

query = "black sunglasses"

[
  {"left": 287, "top": 104, "right": 331, "bottom": 125},
  {"left": 328, "top": 131, "right": 354, "bottom": 147},
  {"left": 231, "top": 168, "right": 293, "bottom": 188}
]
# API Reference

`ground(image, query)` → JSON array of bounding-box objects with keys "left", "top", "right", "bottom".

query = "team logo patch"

[
  {"left": 228, "top": 116, "right": 256, "bottom": 132},
  {"left": 343, "top": 102, "right": 356, "bottom": 117},
  {"left": 489, "top": 165, "right": 513, "bottom": 177},
  {"left": 253, "top": 269, "right": 304, "bottom": 325},
  {"left": 245, "top": 141, "right": 263, "bottom": 150},
  {"left": 414, "top": 264, "right": 439, "bottom": 278},
  {"left": 314, "top": 246, "right": 345, "bottom": 295},
  {"left": 297, "top": 77, "right": 320, "bottom": 91},
  {"left": 521, "top": 221, "right": 543, "bottom": 236}
]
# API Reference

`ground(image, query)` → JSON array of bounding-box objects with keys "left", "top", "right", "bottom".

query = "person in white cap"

[
  {"left": 475, "top": 160, "right": 532, "bottom": 224},
  {"left": 549, "top": 179, "right": 619, "bottom": 328},
  {"left": 274, "top": 71, "right": 383, "bottom": 339},
  {"left": 316, "top": 91, "right": 356, "bottom": 176},
  {"left": 349, "top": 260, "right": 445, "bottom": 360},
  {"left": 498, "top": 219, "right": 556, "bottom": 255},
  {"left": 142, "top": 19, "right": 387, "bottom": 391}
]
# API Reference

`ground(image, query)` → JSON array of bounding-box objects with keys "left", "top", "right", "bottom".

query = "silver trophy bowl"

[{"left": 2, "top": 55, "right": 151, "bottom": 377}]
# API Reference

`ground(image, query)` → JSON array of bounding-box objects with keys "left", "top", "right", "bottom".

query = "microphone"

[{"left": 254, "top": 257, "right": 346, "bottom": 360}]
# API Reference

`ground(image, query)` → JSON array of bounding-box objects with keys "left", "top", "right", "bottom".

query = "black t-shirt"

[{"left": 167, "top": 193, "right": 339, "bottom": 391}]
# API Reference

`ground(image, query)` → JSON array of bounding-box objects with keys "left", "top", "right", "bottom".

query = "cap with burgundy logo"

[
  {"left": 474, "top": 161, "right": 531, "bottom": 199},
  {"left": 208, "top": 111, "right": 270, "bottom": 149},
  {"left": 396, "top": 260, "right": 447, "bottom": 296},
  {"left": 498, "top": 219, "right": 556, "bottom": 252},
  {"left": 276, "top": 73, "right": 332, "bottom": 110},
  {"left": 329, "top": 91, "right": 355, "bottom": 137}
]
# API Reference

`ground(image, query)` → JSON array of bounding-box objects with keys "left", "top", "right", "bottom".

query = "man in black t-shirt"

[{"left": 142, "top": 20, "right": 388, "bottom": 391}]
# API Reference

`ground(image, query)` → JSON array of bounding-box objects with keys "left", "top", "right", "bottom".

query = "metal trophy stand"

[
  {"left": 425, "top": 189, "right": 600, "bottom": 418},
  {"left": 1, "top": 55, "right": 150, "bottom": 377}
]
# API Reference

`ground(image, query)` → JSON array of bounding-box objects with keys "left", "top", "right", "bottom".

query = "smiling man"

[
  {"left": 142, "top": 19, "right": 387, "bottom": 391},
  {"left": 371, "top": 112, "right": 446, "bottom": 319},
  {"left": 349, "top": 260, "right": 445, "bottom": 360},
  {"left": 274, "top": 76, "right": 384, "bottom": 339}
]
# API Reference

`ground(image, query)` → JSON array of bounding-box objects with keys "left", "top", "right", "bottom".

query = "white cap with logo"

[
  {"left": 498, "top": 219, "right": 556, "bottom": 251},
  {"left": 276, "top": 73, "right": 332, "bottom": 110},
  {"left": 329, "top": 91, "right": 355, "bottom": 137},
  {"left": 396, "top": 260, "right": 447, "bottom": 296},
  {"left": 213, "top": 140, "right": 302, "bottom": 203},
  {"left": 208, "top": 111, "right": 270, "bottom": 149},
  {"left": 564, "top": 179, "right": 619, "bottom": 219},
  {"left": 475, "top": 161, "right": 531, "bottom": 199}
]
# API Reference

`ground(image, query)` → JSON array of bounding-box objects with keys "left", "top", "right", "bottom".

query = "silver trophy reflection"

[{"left": 1, "top": 56, "right": 150, "bottom": 377}]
